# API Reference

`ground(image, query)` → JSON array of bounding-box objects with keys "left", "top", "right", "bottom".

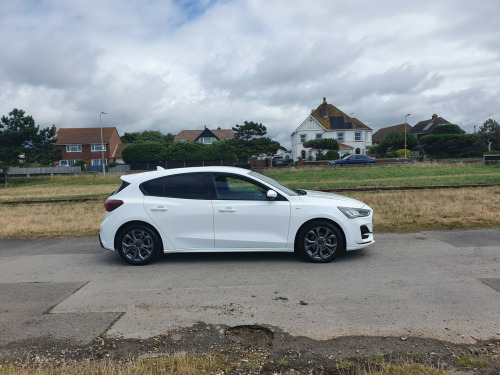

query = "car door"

[
  {"left": 142, "top": 172, "right": 215, "bottom": 250},
  {"left": 211, "top": 173, "right": 291, "bottom": 249}
]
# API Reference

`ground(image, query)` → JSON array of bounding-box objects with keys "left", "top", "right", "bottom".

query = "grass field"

[{"left": 0, "top": 163, "right": 499, "bottom": 238}]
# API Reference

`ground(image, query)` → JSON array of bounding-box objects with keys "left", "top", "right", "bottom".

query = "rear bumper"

[{"left": 99, "top": 231, "right": 116, "bottom": 252}]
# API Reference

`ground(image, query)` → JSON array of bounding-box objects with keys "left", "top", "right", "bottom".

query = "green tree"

[
  {"left": 431, "top": 124, "right": 464, "bottom": 135},
  {"left": 420, "top": 133, "right": 484, "bottom": 158},
  {"left": 248, "top": 137, "right": 282, "bottom": 157},
  {"left": 232, "top": 121, "right": 267, "bottom": 140},
  {"left": 318, "top": 149, "right": 340, "bottom": 161},
  {"left": 0, "top": 108, "right": 61, "bottom": 171},
  {"left": 371, "top": 131, "right": 418, "bottom": 158},
  {"left": 121, "top": 141, "right": 166, "bottom": 164},
  {"left": 121, "top": 130, "right": 173, "bottom": 144},
  {"left": 478, "top": 119, "right": 500, "bottom": 151},
  {"left": 302, "top": 138, "right": 339, "bottom": 158}
]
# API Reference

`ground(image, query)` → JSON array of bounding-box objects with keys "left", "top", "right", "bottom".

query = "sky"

[{"left": 1, "top": 0, "right": 499, "bottom": 148}]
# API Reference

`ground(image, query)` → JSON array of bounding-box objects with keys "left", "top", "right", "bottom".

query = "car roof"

[{"left": 121, "top": 166, "right": 252, "bottom": 183}]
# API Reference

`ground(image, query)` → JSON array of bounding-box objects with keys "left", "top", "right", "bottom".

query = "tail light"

[{"left": 104, "top": 199, "right": 124, "bottom": 212}]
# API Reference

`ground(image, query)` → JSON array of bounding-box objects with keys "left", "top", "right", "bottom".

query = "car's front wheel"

[
  {"left": 117, "top": 224, "right": 161, "bottom": 265},
  {"left": 297, "top": 221, "right": 344, "bottom": 263}
]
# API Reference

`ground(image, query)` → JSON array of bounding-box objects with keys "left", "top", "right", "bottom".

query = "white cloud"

[{"left": 0, "top": 0, "right": 499, "bottom": 148}]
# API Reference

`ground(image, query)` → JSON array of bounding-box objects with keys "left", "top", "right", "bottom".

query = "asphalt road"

[{"left": 0, "top": 229, "right": 499, "bottom": 349}]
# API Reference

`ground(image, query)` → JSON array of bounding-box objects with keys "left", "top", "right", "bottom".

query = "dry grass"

[
  {"left": 347, "top": 186, "right": 500, "bottom": 232},
  {"left": 0, "top": 354, "right": 230, "bottom": 375},
  {"left": 0, "top": 201, "right": 105, "bottom": 238},
  {"left": 0, "top": 187, "right": 499, "bottom": 238},
  {"left": 0, "top": 184, "right": 116, "bottom": 202},
  {"left": 366, "top": 363, "right": 450, "bottom": 374}
]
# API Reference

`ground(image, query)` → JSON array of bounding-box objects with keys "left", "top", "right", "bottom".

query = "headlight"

[{"left": 338, "top": 206, "right": 371, "bottom": 219}]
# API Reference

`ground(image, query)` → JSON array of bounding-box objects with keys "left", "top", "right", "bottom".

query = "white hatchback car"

[{"left": 100, "top": 166, "right": 374, "bottom": 265}]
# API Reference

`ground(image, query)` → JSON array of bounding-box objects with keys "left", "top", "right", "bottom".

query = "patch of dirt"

[{"left": 1, "top": 322, "right": 499, "bottom": 374}]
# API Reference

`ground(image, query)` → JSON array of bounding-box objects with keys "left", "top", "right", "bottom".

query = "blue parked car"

[{"left": 329, "top": 155, "right": 376, "bottom": 165}]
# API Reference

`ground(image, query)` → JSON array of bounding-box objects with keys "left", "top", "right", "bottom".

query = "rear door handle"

[
  {"left": 151, "top": 206, "right": 168, "bottom": 211},
  {"left": 219, "top": 207, "right": 235, "bottom": 212}
]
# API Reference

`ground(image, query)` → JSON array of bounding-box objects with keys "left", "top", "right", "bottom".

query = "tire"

[
  {"left": 117, "top": 224, "right": 161, "bottom": 265},
  {"left": 297, "top": 221, "right": 344, "bottom": 263}
]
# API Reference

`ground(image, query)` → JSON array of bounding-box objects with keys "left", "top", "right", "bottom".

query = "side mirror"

[{"left": 267, "top": 190, "right": 278, "bottom": 200}]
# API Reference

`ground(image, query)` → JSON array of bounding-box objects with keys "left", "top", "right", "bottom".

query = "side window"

[
  {"left": 141, "top": 173, "right": 208, "bottom": 199},
  {"left": 214, "top": 175, "right": 268, "bottom": 201},
  {"left": 141, "top": 177, "right": 164, "bottom": 197},
  {"left": 165, "top": 173, "right": 208, "bottom": 199}
]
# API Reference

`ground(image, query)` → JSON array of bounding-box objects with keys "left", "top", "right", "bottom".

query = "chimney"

[
  {"left": 52, "top": 124, "right": 57, "bottom": 137},
  {"left": 204, "top": 125, "right": 207, "bottom": 130},
  {"left": 217, "top": 126, "right": 221, "bottom": 130},
  {"left": 432, "top": 114, "right": 438, "bottom": 119},
  {"left": 321, "top": 97, "right": 328, "bottom": 118}
]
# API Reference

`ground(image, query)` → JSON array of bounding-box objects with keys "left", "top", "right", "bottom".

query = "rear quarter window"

[{"left": 113, "top": 181, "right": 130, "bottom": 195}]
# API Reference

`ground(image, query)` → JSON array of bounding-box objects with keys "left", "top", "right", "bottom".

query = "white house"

[{"left": 291, "top": 98, "right": 373, "bottom": 160}]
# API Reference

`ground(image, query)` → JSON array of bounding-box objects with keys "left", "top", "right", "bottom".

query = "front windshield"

[{"left": 249, "top": 171, "right": 298, "bottom": 196}]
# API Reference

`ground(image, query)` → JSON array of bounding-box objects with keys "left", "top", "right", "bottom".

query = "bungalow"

[
  {"left": 174, "top": 126, "right": 235, "bottom": 144},
  {"left": 410, "top": 114, "right": 451, "bottom": 139},
  {"left": 291, "top": 98, "right": 372, "bottom": 160},
  {"left": 54, "top": 126, "right": 123, "bottom": 167}
]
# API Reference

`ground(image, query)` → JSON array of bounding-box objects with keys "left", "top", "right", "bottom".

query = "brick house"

[
  {"left": 54, "top": 127, "right": 123, "bottom": 167},
  {"left": 372, "top": 123, "right": 413, "bottom": 144}
]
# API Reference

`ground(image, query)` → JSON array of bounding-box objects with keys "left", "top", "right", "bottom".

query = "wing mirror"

[{"left": 267, "top": 190, "right": 278, "bottom": 200}]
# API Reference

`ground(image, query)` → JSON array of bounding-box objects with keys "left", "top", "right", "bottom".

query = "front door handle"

[
  {"left": 219, "top": 207, "right": 235, "bottom": 212},
  {"left": 151, "top": 206, "right": 168, "bottom": 211}
]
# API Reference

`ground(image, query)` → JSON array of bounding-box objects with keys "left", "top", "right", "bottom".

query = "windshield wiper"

[{"left": 294, "top": 189, "right": 307, "bottom": 195}]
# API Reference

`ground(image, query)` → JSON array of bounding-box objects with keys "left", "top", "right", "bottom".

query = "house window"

[
  {"left": 197, "top": 137, "right": 217, "bottom": 144},
  {"left": 337, "top": 132, "right": 344, "bottom": 141},
  {"left": 316, "top": 133, "right": 322, "bottom": 139},
  {"left": 355, "top": 132, "right": 362, "bottom": 141},
  {"left": 179, "top": 139, "right": 188, "bottom": 143},
  {"left": 60, "top": 160, "right": 77, "bottom": 166},
  {"left": 66, "top": 145, "right": 82, "bottom": 152},
  {"left": 300, "top": 134, "right": 307, "bottom": 143},
  {"left": 301, "top": 150, "right": 306, "bottom": 159},
  {"left": 91, "top": 144, "right": 106, "bottom": 152},
  {"left": 91, "top": 159, "right": 107, "bottom": 166}
]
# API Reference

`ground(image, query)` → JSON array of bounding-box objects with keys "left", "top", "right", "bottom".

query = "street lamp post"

[
  {"left": 404, "top": 113, "right": 411, "bottom": 158},
  {"left": 100, "top": 112, "right": 106, "bottom": 175}
]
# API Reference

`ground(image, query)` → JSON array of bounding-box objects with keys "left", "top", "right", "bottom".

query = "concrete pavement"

[{"left": 0, "top": 229, "right": 499, "bottom": 347}]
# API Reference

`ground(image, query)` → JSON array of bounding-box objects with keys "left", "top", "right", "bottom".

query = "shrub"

[
  {"left": 73, "top": 159, "right": 86, "bottom": 171},
  {"left": 318, "top": 150, "right": 340, "bottom": 160}
]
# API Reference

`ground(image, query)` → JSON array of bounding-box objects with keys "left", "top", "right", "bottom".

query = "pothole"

[{"left": 225, "top": 325, "right": 274, "bottom": 347}]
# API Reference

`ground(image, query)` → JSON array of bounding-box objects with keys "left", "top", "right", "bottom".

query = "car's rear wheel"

[
  {"left": 117, "top": 224, "right": 160, "bottom": 265},
  {"left": 297, "top": 221, "right": 343, "bottom": 263}
]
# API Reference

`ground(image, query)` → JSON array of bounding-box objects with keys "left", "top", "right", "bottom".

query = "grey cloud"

[{"left": 0, "top": 37, "right": 101, "bottom": 89}]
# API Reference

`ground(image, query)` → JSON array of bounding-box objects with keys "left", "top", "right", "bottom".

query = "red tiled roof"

[
  {"left": 55, "top": 127, "right": 118, "bottom": 144},
  {"left": 339, "top": 143, "right": 354, "bottom": 150},
  {"left": 311, "top": 98, "right": 371, "bottom": 131},
  {"left": 372, "top": 123, "right": 412, "bottom": 144}
]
